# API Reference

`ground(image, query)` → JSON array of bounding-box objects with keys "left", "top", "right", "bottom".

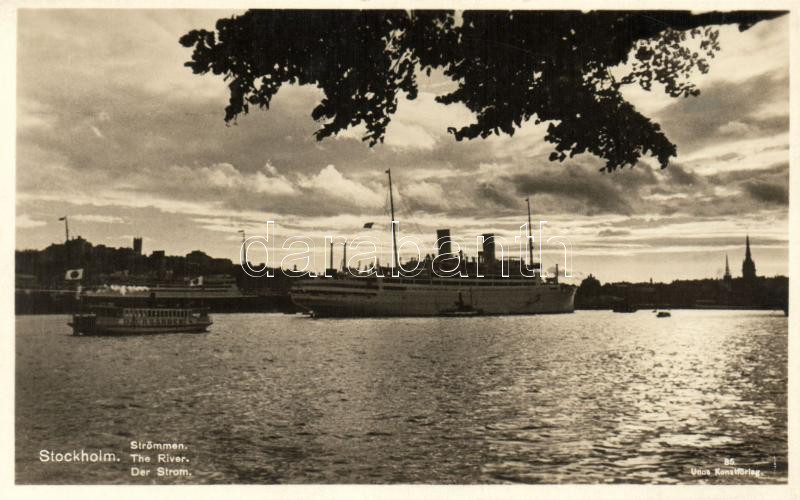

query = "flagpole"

[
  {"left": 59, "top": 216, "right": 70, "bottom": 242},
  {"left": 526, "top": 197, "right": 534, "bottom": 273},
  {"left": 386, "top": 169, "right": 399, "bottom": 270}
]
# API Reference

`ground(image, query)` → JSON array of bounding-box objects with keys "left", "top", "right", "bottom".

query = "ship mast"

[
  {"left": 525, "top": 197, "right": 534, "bottom": 273},
  {"left": 386, "top": 169, "right": 399, "bottom": 270}
]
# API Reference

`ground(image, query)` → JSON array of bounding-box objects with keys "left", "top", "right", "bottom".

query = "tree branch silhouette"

[{"left": 180, "top": 10, "right": 784, "bottom": 172}]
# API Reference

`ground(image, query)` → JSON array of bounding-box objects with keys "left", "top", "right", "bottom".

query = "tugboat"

[
  {"left": 70, "top": 304, "right": 212, "bottom": 336},
  {"left": 656, "top": 311, "right": 671, "bottom": 318},
  {"left": 440, "top": 292, "right": 484, "bottom": 317}
]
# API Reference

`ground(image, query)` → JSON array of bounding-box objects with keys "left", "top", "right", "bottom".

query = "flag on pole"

[
  {"left": 64, "top": 268, "right": 83, "bottom": 281},
  {"left": 363, "top": 222, "right": 374, "bottom": 229},
  {"left": 189, "top": 276, "right": 204, "bottom": 286},
  {"left": 58, "top": 216, "right": 66, "bottom": 221}
]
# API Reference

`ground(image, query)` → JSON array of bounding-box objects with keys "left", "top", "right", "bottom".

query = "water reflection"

[{"left": 16, "top": 310, "right": 787, "bottom": 484}]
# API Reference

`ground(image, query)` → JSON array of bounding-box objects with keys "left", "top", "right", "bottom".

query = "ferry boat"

[
  {"left": 289, "top": 170, "right": 576, "bottom": 318},
  {"left": 79, "top": 274, "right": 276, "bottom": 312},
  {"left": 83, "top": 274, "right": 244, "bottom": 302},
  {"left": 69, "top": 305, "right": 212, "bottom": 336}
]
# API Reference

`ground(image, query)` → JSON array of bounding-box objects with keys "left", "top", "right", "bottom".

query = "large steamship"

[{"left": 289, "top": 170, "right": 576, "bottom": 317}]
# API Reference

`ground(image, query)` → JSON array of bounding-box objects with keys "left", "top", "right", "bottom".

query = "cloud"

[
  {"left": 399, "top": 181, "right": 449, "bottom": 212},
  {"left": 663, "top": 163, "right": 701, "bottom": 186},
  {"left": 383, "top": 122, "right": 437, "bottom": 150},
  {"left": 717, "top": 120, "right": 756, "bottom": 137},
  {"left": 694, "top": 161, "right": 789, "bottom": 208},
  {"left": 588, "top": 235, "right": 787, "bottom": 250},
  {"left": 708, "top": 162, "right": 787, "bottom": 184},
  {"left": 742, "top": 180, "right": 788, "bottom": 205},
  {"left": 298, "top": 165, "right": 383, "bottom": 208},
  {"left": 475, "top": 182, "right": 521, "bottom": 210},
  {"left": 17, "top": 98, "right": 55, "bottom": 130},
  {"left": 336, "top": 90, "right": 473, "bottom": 151},
  {"left": 385, "top": 91, "right": 473, "bottom": 149},
  {"left": 509, "top": 163, "right": 640, "bottom": 215},
  {"left": 16, "top": 214, "right": 47, "bottom": 228},
  {"left": 198, "top": 162, "right": 296, "bottom": 195},
  {"left": 597, "top": 229, "right": 631, "bottom": 237},
  {"left": 126, "top": 162, "right": 299, "bottom": 201},
  {"left": 72, "top": 214, "right": 126, "bottom": 224},
  {"left": 655, "top": 70, "right": 789, "bottom": 155}
]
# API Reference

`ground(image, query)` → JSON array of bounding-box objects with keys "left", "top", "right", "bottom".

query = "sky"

[{"left": 15, "top": 9, "right": 790, "bottom": 284}]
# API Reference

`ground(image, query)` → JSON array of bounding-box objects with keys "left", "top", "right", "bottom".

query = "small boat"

[
  {"left": 69, "top": 304, "right": 212, "bottom": 336},
  {"left": 440, "top": 305, "right": 483, "bottom": 317},
  {"left": 440, "top": 292, "right": 483, "bottom": 317},
  {"left": 656, "top": 311, "right": 671, "bottom": 318}
]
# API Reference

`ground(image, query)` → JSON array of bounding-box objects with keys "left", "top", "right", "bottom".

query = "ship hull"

[
  {"left": 290, "top": 279, "right": 576, "bottom": 317},
  {"left": 69, "top": 322, "right": 212, "bottom": 336}
]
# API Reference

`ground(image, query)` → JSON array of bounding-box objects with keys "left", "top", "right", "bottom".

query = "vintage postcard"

[{"left": 3, "top": 1, "right": 797, "bottom": 498}]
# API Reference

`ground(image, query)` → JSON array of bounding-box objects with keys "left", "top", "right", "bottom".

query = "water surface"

[{"left": 16, "top": 310, "right": 787, "bottom": 484}]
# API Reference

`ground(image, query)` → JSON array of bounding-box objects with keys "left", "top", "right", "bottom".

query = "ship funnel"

[
  {"left": 436, "top": 229, "right": 452, "bottom": 257},
  {"left": 482, "top": 233, "right": 495, "bottom": 263}
]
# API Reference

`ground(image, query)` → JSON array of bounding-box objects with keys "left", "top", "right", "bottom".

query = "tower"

[
  {"left": 436, "top": 229, "right": 452, "bottom": 257},
  {"left": 133, "top": 237, "right": 143, "bottom": 255},
  {"left": 481, "top": 233, "right": 495, "bottom": 263},
  {"left": 723, "top": 254, "right": 732, "bottom": 282},
  {"left": 742, "top": 235, "right": 756, "bottom": 282}
]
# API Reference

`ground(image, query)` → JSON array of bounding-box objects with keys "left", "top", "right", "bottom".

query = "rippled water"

[{"left": 16, "top": 310, "right": 787, "bottom": 484}]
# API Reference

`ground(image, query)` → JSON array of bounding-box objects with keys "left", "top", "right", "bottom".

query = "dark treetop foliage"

[{"left": 180, "top": 10, "right": 784, "bottom": 172}]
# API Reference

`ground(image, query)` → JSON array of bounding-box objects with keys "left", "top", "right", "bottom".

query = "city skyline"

[
  {"left": 16, "top": 10, "right": 790, "bottom": 284},
  {"left": 25, "top": 223, "right": 780, "bottom": 286}
]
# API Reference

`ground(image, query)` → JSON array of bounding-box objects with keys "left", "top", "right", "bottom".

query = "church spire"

[
  {"left": 724, "top": 254, "right": 731, "bottom": 280},
  {"left": 742, "top": 235, "right": 756, "bottom": 282}
]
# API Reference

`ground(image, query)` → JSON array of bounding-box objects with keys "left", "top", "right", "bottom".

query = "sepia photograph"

[{"left": 5, "top": 1, "right": 798, "bottom": 497}]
